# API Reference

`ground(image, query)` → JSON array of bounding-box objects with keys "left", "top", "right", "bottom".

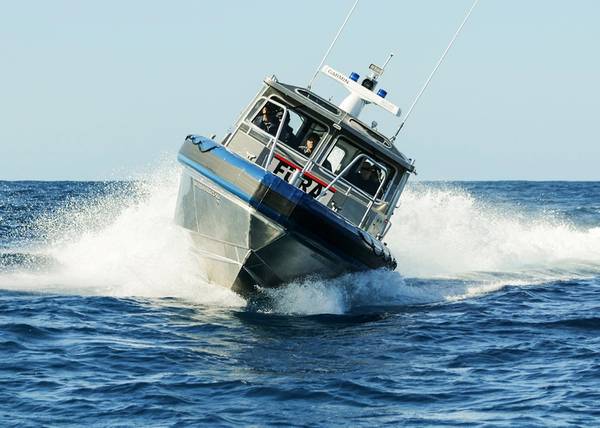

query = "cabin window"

[
  {"left": 321, "top": 137, "right": 394, "bottom": 198},
  {"left": 344, "top": 158, "right": 386, "bottom": 197},
  {"left": 321, "top": 137, "right": 362, "bottom": 174},
  {"left": 247, "top": 97, "right": 328, "bottom": 159},
  {"left": 249, "top": 99, "right": 283, "bottom": 138},
  {"left": 295, "top": 122, "right": 327, "bottom": 158}
]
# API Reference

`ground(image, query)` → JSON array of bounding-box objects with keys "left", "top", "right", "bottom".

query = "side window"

[
  {"left": 345, "top": 159, "right": 385, "bottom": 197},
  {"left": 247, "top": 97, "right": 329, "bottom": 159},
  {"left": 296, "top": 123, "right": 327, "bottom": 158},
  {"left": 321, "top": 136, "right": 393, "bottom": 198},
  {"left": 278, "top": 109, "right": 304, "bottom": 148},
  {"left": 246, "top": 99, "right": 265, "bottom": 124},
  {"left": 323, "top": 146, "right": 346, "bottom": 173},
  {"left": 250, "top": 100, "right": 284, "bottom": 137},
  {"left": 322, "top": 137, "right": 362, "bottom": 174}
]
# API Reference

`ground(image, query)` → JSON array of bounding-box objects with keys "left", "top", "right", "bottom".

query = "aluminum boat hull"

[{"left": 175, "top": 136, "right": 396, "bottom": 295}]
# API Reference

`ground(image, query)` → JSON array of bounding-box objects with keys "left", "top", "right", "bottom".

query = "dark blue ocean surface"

[{"left": 1, "top": 179, "right": 599, "bottom": 427}]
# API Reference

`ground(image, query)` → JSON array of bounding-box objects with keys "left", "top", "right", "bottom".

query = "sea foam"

[{"left": 1, "top": 164, "right": 599, "bottom": 314}]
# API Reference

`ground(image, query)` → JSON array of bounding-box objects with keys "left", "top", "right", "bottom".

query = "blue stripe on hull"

[
  {"left": 178, "top": 153, "right": 253, "bottom": 204},
  {"left": 177, "top": 145, "right": 394, "bottom": 272},
  {"left": 178, "top": 149, "right": 353, "bottom": 232}
]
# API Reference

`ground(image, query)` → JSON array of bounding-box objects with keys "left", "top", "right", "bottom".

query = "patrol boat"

[{"left": 174, "top": 64, "right": 415, "bottom": 294}]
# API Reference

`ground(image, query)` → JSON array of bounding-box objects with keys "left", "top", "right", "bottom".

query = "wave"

[
  {"left": 0, "top": 162, "right": 244, "bottom": 307},
  {"left": 1, "top": 165, "right": 599, "bottom": 314},
  {"left": 387, "top": 184, "right": 600, "bottom": 278}
]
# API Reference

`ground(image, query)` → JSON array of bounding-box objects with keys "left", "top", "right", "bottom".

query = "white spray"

[{"left": 1, "top": 164, "right": 599, "bottom": 314}]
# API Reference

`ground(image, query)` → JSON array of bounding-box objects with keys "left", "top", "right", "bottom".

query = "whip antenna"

[
  {"left": 391, "top": 0, "right": 480, "bottom": 142},
  {"left": 307, "top": 0, "right": 360, "bottom": 90}
]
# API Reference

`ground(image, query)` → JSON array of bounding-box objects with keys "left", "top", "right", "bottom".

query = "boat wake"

[
  {"left": 389, "top": 184, "right": 600, "bottom": 278},
  {"left": 1, "top": 166, "right": 599, "bottom": 314}
]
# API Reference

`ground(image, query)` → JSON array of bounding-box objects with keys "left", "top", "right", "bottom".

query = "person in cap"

[
  {"left": 253, "top": 103, "right": 281, "bottom": 136},
  {"left": 299, "top": 133, "right": 320, "bottom": 156},
  {"left": 346, "top": 159, "right": 381, "bottom": 196}
]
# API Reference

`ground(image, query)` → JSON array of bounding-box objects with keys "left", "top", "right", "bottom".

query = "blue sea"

[{"left": 1, "top": 176, "right": 600, "bottom": 427}]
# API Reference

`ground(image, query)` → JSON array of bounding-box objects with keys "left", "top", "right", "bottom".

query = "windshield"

[
  {"left": 321, "top": 136, "right": 394, "bottom": 198},
  {"left": 248, "top": 98, "right": 328, "bottom": 159}
]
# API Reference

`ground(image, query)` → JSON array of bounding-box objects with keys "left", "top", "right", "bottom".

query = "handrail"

[
  {"left": 291, "top": 134, "right": 327, "bottom": 187},
  {"left": 316, "top": 154, "right": 388, "bottom": 229},
  {"left": 237, "top": 97, "right": 390, "bottom": 231},
  {"left": 316, "top": 154, "right": 367, "bottom": 200},
  {"left": 263, "top": 109, "right": 287, "bottom": 169},
  {"left": 241, "top": 96, "right": 289, "bottom": 169},
  {"left": 318, "top": 155, "right": 387, "bottom": 202},
  {"left": 228, "top": 85, "right": 268, "bottom": 144},
  {"left": 358, "top": 175, "right": 386, "bottom": 228}
]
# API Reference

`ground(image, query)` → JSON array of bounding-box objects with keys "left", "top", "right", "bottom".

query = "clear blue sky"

[{"left": 1, "top": 0, "right": 599, "bottom": 180}]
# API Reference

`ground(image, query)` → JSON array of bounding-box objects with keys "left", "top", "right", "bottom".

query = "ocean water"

[{"left": 1, "top": 170, "right": 600, "bottom": 427}]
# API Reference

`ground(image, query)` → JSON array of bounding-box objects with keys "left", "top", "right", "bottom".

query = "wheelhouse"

[{"left": 222, "top": 76, "right": 415, "bottom": 239}]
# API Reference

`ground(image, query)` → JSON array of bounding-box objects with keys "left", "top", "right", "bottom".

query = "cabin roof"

[{"left": 265, "top": 77, "right": 415, "bottom": 172}]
